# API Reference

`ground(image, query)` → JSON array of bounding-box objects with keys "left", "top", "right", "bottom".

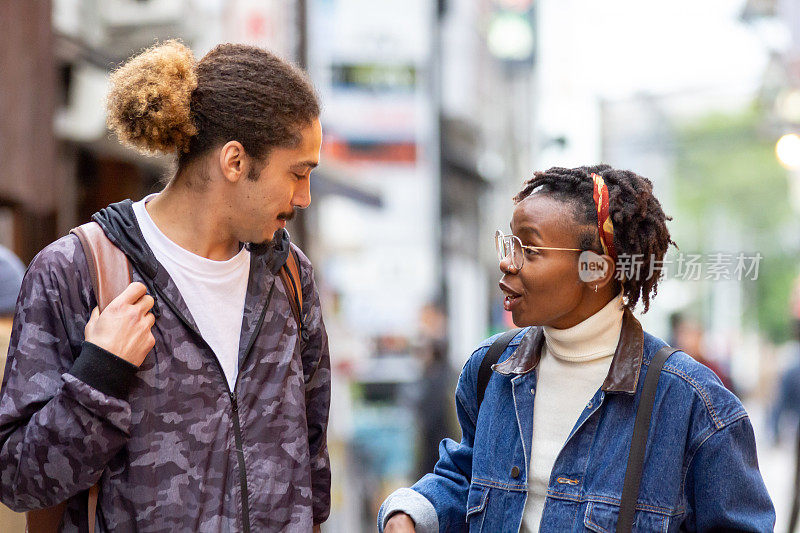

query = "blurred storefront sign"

[
  {"left": 310, "top": 0, "right": 429, "bottom": 166},
  {"left": 309, "top": 0, "right": 438, "bottom": 337},
  {"left": 220, "top": 0, "right": 297, "bottom": 60}
]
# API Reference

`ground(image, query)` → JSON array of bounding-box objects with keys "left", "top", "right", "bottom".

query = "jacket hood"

[{"left": 91, "top": 199, "right": 292, "bottom": 284}]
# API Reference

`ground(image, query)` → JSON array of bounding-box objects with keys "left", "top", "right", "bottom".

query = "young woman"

[{"left": 379, "top": 165, "right": 774, "bottom": 532}]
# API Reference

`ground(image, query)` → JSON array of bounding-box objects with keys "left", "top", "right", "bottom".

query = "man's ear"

[{"left": 219, "top": 141, "right": 246, "bottom": 184}]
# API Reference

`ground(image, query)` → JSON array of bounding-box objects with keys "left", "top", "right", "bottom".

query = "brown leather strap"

[
  {"left": 71, "top": 222, "right": 132, "bottom": 312},
  {"left": 27, "top": 485, "right": 99, "bottom": 533},
  {"left": 72, "top": 222, "right": 129, "bottom": 532},
  {"left": 278, "top": 249, "right": 303, "bottom": 331},
  {"left": 87, "top": 485, "right": 98, "bottom": 533},
  {"left": 26, "top": 223, "right": 130, "bottom": 533},
  {"left": 286, "top": 249, "right": 303, "bottom": 314},
  {"left": 26, "top": 504, "right": 67, "bottom": 533}
]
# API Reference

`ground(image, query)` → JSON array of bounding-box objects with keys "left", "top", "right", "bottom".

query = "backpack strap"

[
  {"left": 278, "top": 247, "right": 306, "bottom": 340},
  {"left": 71, "top": 222, "right": 132, "bottom": 311},
  {"left": 71, "top": 221, "right": 130, "bottom": 533},
  {"left": 476, "top": 328, "right": 523, "bottom": 413},
  {"left": 26, "top": 222, "right": 131, "bottom": 533},
  {"left": 616, "top": 345, "right": 679, "bottom": 533}
]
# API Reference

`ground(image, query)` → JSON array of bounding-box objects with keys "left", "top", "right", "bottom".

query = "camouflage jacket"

[{"left": 0, "top": 201, "right": 331, "bottom": 532}]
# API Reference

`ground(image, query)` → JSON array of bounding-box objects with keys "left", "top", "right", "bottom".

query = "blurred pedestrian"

[
  {"left": 379, "top": 165, "right": 774, "bottom": 532},
  {"left": 0, "top": 244, "right": 24, "bottom": 380},
  {"left": 0, "top": 41, "right": 330, "bottom": 532},
  {"left": 0, "top": 245, "right": 25, "bottom": 532},
  {"left": 413, "top": 304, "right": 455, "bottom": 478},
  {"left": 669, "top": 312, "right": 736, "bottom": 392},
  {"left": 770, "top": 321, "right": 800, "bottom": 444}
]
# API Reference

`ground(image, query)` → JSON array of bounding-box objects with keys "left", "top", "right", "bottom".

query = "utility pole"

[{"left": 292, "top": 0, "right": 310, "bottom": 248}]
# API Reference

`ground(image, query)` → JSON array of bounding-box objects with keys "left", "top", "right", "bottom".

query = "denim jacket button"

[{"left": 511, "top": 466, "right": 520, "bottom": 478}]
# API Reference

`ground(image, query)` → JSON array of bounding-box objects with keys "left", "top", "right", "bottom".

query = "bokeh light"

[{"left": 776, "top": 133, "right": 800, "bottom": 169}]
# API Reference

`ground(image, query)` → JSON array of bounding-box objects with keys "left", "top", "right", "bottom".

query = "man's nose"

[{"left": 292, "top": 180, "right": 311, "bottom": 209}]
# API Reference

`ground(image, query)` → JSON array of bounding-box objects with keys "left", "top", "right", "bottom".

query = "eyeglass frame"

[{"left": 495, "top": 229, "right": 582, "bottom": 270}]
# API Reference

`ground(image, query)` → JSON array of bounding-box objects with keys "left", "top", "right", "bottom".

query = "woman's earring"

[{"left": 594, "top": 285, "right": 599, "bottom": 293}]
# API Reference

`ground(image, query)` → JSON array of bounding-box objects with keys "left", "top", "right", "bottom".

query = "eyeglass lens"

[{"left": 495, "top": 231, "right": 523, "bottom": 270}]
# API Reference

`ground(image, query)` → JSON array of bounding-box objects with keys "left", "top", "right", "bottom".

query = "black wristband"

[{"left": 69, "top": 341, "right": 138, "bottom": 399}]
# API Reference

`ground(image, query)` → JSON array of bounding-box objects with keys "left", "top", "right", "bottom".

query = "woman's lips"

[{"left": 499, "top": 282, "right": 522, "bottom": 311}]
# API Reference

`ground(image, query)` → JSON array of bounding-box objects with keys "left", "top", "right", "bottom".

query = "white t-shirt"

[
  {"left": 521, "top": 294, "right": 624, "bottom": 532},
  {"left": 132, "top": 194, "right": 250, "bottom": 391}
]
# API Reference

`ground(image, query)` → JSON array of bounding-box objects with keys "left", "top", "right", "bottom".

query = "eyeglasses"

[{"left": 495, "top": 229, "right": 582, "bottom": 270}]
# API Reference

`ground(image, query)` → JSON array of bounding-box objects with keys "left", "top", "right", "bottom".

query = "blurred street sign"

[{"left": 487, "top": 0, "right": 536, "bottom": 65}]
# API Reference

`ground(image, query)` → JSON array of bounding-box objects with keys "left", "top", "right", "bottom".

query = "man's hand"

[
  {"left": 84, "top": 282, "right": 156, "bottom": 367},
  {"left": 385, "top": 512, "right": 415, "bottom": 532}
]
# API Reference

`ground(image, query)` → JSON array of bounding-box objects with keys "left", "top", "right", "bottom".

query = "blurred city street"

[{"left": 2, "top": 0, "right": 800, "bottom": 531}]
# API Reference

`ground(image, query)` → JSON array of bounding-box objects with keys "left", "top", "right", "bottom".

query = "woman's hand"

[
  {"left": 385, "top": 512, "right": 415, "bottom": 532},
  {"left": 84, "top": 282, "right": 156, "bottom": 366}
]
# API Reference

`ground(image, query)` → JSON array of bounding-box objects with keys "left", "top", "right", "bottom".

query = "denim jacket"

[{"left": 379, "top": 309, "right": 775, "bottom": 532}]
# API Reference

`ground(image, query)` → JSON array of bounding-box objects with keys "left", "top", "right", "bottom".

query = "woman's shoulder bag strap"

[
  {"left": 476, "top": 328, "right": 523, "bottom": 413},
  {"left": 616, "top": 345, "right": 680, "bottom": 533}
]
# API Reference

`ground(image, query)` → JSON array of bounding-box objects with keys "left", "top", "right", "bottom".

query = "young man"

[{"left": 0, "top": 41, "right": 330, "bottom": 532}]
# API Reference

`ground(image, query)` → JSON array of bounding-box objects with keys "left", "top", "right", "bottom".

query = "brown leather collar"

[{"left": 492, "top": 307, "right": 644, "bottom": 394}]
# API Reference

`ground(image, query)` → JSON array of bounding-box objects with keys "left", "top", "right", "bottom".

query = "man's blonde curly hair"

[
  {"left": 106, "top": 40, "right": 198, "bottom": 154},
  {"left": 105, "top": 40, "right": 319, "bottom": 173}
]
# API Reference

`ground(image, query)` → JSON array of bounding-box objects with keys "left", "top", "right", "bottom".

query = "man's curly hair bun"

[{"left": 106, "top": 40, "right": 198, "bottom": 154}]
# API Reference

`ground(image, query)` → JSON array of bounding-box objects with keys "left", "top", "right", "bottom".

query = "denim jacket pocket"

[
  {"left": 465, "top": 483, "right": 490, "bottom": 529},
  {"left": 583, "top": 500, "right": 669, "bottom": 533}
]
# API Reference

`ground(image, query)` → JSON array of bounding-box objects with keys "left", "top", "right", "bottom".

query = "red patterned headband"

[{"left": 591, "top": 173, "right": 617, "bottom": 262}]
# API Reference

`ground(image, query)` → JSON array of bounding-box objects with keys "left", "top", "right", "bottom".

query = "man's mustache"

[{"left": 277, "top": 209, "right": 296, "bottom": 221}]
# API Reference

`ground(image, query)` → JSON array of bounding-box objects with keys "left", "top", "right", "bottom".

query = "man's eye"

[
  {"left": 524, "top": 247, "right": 540, "bottom": 256},
  {"left": 293, "top": 173, "right": 306, "bottom": 180}
]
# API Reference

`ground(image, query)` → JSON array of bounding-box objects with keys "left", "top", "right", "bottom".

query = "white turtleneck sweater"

[{"left": 521, "top": 294, "right": 624, "bottom": 533}]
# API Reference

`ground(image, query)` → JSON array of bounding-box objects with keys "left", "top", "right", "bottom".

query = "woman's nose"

[{"left": 499, "top": 256, "right": 518, "bottom": 275}]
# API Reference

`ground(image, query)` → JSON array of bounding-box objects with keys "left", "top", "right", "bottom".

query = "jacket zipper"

[
  {"left": 150, "top": 281, "right": 276, "bottom": 533},
  {"left": 229, "top": 391, "right": 251, "bottom": 533},
  {"left": 224, "top": 283, "right": 274, "bottom": 533}
]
